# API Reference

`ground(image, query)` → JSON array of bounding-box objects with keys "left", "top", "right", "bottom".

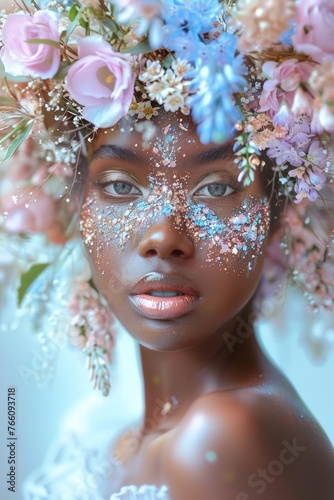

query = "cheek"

[
  {"left": 80, "top": 190, "right": 271, "bottom": 278},
  {"left": 80, "top": 193, "right": 137, "bottom": 253},
  {"left": 204, "top": 252, "right": 265, "bottom": 313},
  {"left": 185, "top": 197, "right": 271, "bottom": 273},
  {"left": 79, "top": 195, "right": 124, "bottom": 297}
]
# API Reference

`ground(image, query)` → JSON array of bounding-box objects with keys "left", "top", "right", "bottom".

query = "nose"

[{"left": 138, "top": 217, "right": 195, "bottom": 259}]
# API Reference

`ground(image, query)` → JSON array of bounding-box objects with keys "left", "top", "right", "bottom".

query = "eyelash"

[
  {"left": 194, "top": 182, "right": 236, "bottom": 198},
  {"left": 99, "top": 180, "right": 142, "bottom": 196},
  {"left": 97, "top": 175, "right": 239, "bottom": 200}
]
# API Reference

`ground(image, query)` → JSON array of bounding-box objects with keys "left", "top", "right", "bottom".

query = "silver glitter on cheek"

[
  {"left": 80, "top": 172, "right": 189, "bottom": 251},
  {"left": 184, "top": 197, "right": 270, "bottom": 269}
]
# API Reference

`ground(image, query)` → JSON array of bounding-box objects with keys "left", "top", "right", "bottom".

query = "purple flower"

[
  {"left": 267, "top": 116, "right": 314, "bottom": 167},
  {"left": 288, "top": 140, "right": 328, "bottom": 202},
  {"left": 267, "top": 139, "right": 306, "bottom": 167}
]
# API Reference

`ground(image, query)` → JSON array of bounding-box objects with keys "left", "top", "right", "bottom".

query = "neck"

[{"left": 139, "top": 308, "right": 264, "bottom": 433}]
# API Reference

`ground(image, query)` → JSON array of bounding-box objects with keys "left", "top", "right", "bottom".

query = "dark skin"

[{"left": 81, "top": 113, "right": 334, "bottom": 500}]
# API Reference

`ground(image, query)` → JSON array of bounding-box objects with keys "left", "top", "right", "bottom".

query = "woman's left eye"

[{"left": 195, "top": 183, "right": 235, "bottom": 197}]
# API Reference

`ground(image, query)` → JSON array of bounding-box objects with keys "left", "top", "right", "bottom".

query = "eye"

[
  {"left": 97, "top": 173, "right": 142, "bottom": 197},
  {"left": 105, "top": 181, "right": 141, "bottom": 196},
  {"left": 195, "top": 182, "right": 235, "bottom": 198}
]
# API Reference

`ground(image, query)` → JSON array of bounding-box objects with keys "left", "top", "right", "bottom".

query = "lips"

[{"left": 129, "top": 273, "right": 200, "bottom": 320}]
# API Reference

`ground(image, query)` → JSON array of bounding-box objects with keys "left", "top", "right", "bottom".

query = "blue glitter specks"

[{"left": 80, "top": 175, "right": 270, "bottom": 273}]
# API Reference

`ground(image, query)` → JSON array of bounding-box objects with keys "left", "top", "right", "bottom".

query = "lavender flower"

[
  {"left": 267, "top": 117, "right": 312, "bottom": 167},
  {"left": 289, "top": 141, "right": 329, "bottom": 202},
  {"left": 266, "top": 118, "right": 329, "bottom": 202}
]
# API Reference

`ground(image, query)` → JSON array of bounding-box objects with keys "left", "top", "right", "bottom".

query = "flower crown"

[{"left": 1, "top": 0, "right": 334, "bottom": 395}]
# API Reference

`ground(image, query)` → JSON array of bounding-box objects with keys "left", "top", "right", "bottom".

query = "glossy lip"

[{"left": 129, "top": 272, "right": 200, "bottom": 320}]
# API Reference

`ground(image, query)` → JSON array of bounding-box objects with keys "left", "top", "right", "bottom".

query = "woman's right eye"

[{"left": 98, "top": 178, "right": 142, "bottom": 197}]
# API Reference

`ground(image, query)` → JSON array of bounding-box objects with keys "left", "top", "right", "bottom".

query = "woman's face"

[{"left": 80, "top": 113, "right": 271, "bottom": 350}]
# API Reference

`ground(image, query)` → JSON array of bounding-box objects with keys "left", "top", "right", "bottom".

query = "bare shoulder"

[{"left": 162, "top": 387, "right": 334, "bottom": 500}]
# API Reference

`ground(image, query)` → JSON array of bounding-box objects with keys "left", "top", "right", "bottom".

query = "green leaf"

[
  {"left": 120, "top": 37, "right": 152, "bottom": 55},
  {"left": 68, "top": 4, "right": 80, "bottom": 22},
  {"left": 25, "top": 38, "right": 60, "bottom": 49},
  {"left": 0, "top": 120, "right": 28, "bottom": 146},
  {"left": 68, "top": 4, "right": 89, "bottom": 31},
  {"left": 0, "top": 97, "right": 17, "bottom": 107},
  {"left": 18, "top": 263, "right": 50, "bottom": 307},
  {"left": 1, "top": 122, "right": 33, "bottom": 163},
  {"left": 102, "top": 16, "right": 119, "bottom": 34},
  {"left": 79, "top": 17, "right": 89, "bottom": 31},
  {"left": 163, "top": 53, "right": 174, "bottom": 69},
  {"left": 66, "top": 8, "right": 84, "bottom": 41},
  {"left": 54, "top": 61, "right": 72, "bottom": 80}
]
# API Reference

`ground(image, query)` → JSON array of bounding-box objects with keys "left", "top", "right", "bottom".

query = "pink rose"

[
  {"left": 259, "top": 60, "right": 312, "bottom": 117},
  {"left": 1, "top": 10, "right": 60, "bottom": 79},
  {"left": 293, "top": 0, "right": 334, "bottom": 62},
  {"left": 66, "top": 35, "right": 136, "bottom": 128}
]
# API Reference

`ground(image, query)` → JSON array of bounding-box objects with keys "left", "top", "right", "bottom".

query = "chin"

[{"left": 118, "top": 315, "right": 221, "bottom": 352}]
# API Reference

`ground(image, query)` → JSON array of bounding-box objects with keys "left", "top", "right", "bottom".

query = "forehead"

[
  {"left": 90, "top": 113, "right": 236, "bottom": 174},
  {"left": 93, "top": 113, "right": 194, "bottom": 150}
]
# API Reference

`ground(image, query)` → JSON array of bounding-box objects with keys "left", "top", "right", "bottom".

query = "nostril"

[
  {"left": 172, "top": 249, "right": 184, "bottom": 257},
  {"left": 147, "top": 249, "right": 158, "bottom": 257}
]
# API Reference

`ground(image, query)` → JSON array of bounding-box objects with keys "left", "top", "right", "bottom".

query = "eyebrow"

[
  {"left": 92, "top": 142, "right": 236, "bottom": 166},
  {"left": 189, "top": 143, "right": 235, "bottom": 165},
  {"left": 92, "top": 144, "right": 142, "bottom": 163}
]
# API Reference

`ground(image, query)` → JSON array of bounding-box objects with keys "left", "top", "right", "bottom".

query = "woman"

[
  {"left": 78, "top": 111, "right": 334, "bottom": 499},
  {"left": 1, "top": 0, "right": 334, "bottom": 499}
]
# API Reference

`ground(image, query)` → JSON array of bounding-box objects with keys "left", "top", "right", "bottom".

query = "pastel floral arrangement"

[
  {"left": 67, "top": 280, "right": 115, "bottom": 396},
  {"left": 1, "top": 0, "right": 334, "bottom": 393},
  {"left": 1, "top": 0, "right": 334, "bottom": 190}
]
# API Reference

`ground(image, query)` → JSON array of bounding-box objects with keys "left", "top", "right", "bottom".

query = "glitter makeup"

[
  {"left": 151, "top": 124, "right": 180, "bottom": 168},
  {"left": 80, "top": 171, "right": 270, "bottom": 272}
]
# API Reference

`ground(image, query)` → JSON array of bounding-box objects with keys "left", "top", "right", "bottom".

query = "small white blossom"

[
  {"left": 164, "top": 91, "right": 185, "bottom": 112},
  {"left": 139, "top": 60, "right": 164, "bottom": 83},
  {"left": 161, "top": 68, "right": 182, "bottom": 88},
  {"left": 146, "top": 80, "right": 170, "bottom": 104},
  {"left": 172, "top": 59, "right": 191, "bottom": 78},
  {"left": 137, "top": 101, "right": 159, "bottom": 120}
]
